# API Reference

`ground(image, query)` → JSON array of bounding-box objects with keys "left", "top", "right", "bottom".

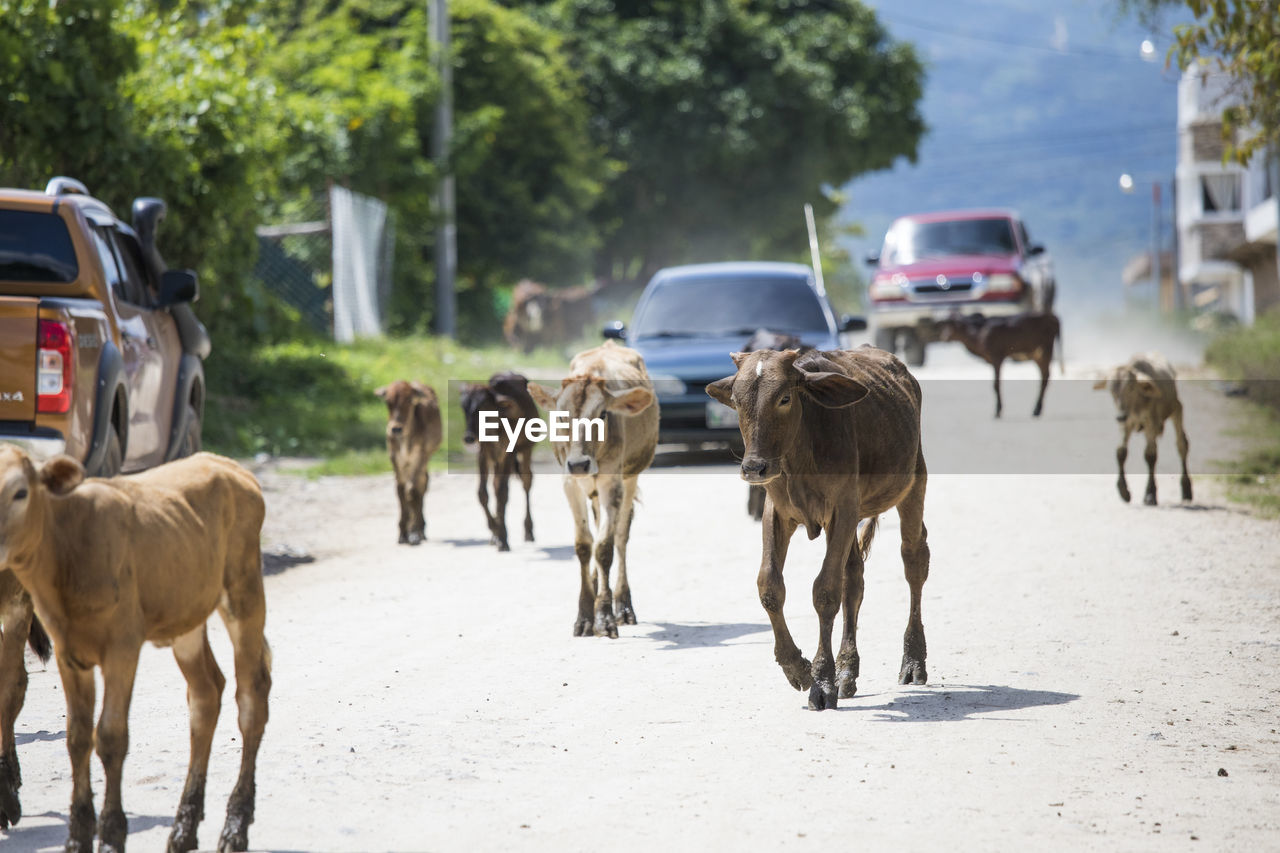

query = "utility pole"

[
  {"left": 430, "top": 0, "right": 457, "bottom": 338},
  {"left": 1152, "top": 182, "right": 1163, "bottom": 311}
]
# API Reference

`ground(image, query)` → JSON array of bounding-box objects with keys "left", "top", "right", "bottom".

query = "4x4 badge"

[{"left": 0, "top": 392, "right": 24, "bottom": 402}]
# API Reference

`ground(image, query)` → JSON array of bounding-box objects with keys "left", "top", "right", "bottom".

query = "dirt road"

[{"left": 5, "top": 346, "right": 1279, "bottom": 851}]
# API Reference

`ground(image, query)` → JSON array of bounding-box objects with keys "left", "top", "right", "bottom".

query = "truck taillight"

[{"left": 37, "top": 319, "right": 73, "bottom": 414}]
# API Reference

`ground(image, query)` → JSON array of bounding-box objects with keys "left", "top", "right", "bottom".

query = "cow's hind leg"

[
  {"left": 836, "top": 518, "right": 873, "bottom": 699},
  {"left": 395, "top": 476, "right": 411, "bottom": 544},
  {"left": 992, "top": 359, "right": 1004, "bottom": 418},
  {"left": 492, "top": 456, "right": 513, "bottom": 551},
  {"left": 1032, "top": 350, "right": 1051, "bottom": 417},
  {"left": 1116, "top": 423, "right": 1133, "bottom": 503},
  {"left": 59, "top": 660, "right": 97, "bottom": 852},
  {"left": 407, "top": 465, "right": 428, "bottom": 545},
  {"left": 217, "top": 579, "right": 271, "bottom": 852},
  {"left": 564, "top": 477, "right": 596, "bottom": 636},
  {"left": 897, "top": 467, "right": 930, "bottom": 685},
  {"left": 758, "top": 503, "right": 809, "bottom": 692},
  {"left": 96, "top": 644, "right": 142, "bottom": 853},
  {"left": 612, "top": 477, "right": 639, "bottom": 625},
  {"left": 808, "top": 517, "right": 855, "bottom": 711},
  {"left": 0, "top": 587, "right": 34, "bottom": 829},
  {"left": 1173, "top": 405, "right": 1192, "bottom": 501},
  {"left": 168, "top": 625, "right": 226, "bottom": 853},
  {"left": 1143, "top": 428, "right": 1160, "bottom": 505},
  {"left": 519, "top": 446, "right": 534, "bottom": 542}
]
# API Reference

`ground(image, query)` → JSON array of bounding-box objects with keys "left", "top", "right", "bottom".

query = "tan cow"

[
  {"left": 0, "top": 570, "right": 51, "bottom": 829},
  {"left": 707, "top": 346, "right": 930, "bottom": 711},
  {"left": 503, "top": 279, "right": 599, "bottom": 353},
  {"left": 375, "top": 381, "right": 443, "bottom": 545},
  {"left": 0, "top": 448, "right": 270, "bottom": 853},
  {"left": 1093, "top": 353, "right": 1192, "bottom": 505},
  {"left": 530, "top": 340, "right": 658, "bottom": 638}
]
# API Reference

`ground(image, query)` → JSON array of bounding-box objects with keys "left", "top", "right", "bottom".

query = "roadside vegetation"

[{"left": 1206, "top": 308, "right": 1280, "bottom": 516}]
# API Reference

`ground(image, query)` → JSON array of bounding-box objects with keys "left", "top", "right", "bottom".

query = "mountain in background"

[{"left": 840, "top": 0, "right": 1185, "bottom": 322}]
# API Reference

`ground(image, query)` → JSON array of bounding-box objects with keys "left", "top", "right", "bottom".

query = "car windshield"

[
  {"left": 0, "top": 210, "right": 79, "bottom": 283},
  {"left": 886, "top": 217, "right": 1017, "bottom": 264},
  {"left": 633, "top": 275, "right": 830, "bottom": 339}
]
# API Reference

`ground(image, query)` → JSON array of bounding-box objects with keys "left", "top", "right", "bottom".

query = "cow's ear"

[
  {"left": 40, "top": 455, "right": 85, "bottom": 494},
  {"left": 1091, "top": 378, "right": 1107, "bottom": 390},
  {"left": 374, "top": 385, "right": 389, "bottom": 400},
  {"left": 706, "top": 376, "right": 735, "bottom": 406},
  {"left": 730, "top": 352, "right": 748, "bottom": 367},
  {"left": 606, "top": 386, "right": 654, "bottom": 415},
  {"left": 800, "top": 371, "right": 868, "bottom": 408},
  {"left": 528, "top": 382, "right": 558, "bottom": 410}
]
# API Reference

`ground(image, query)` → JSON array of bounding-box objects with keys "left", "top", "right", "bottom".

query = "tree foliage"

[{"left": 523, "top": 0, "right": 926, "bottom": 286}]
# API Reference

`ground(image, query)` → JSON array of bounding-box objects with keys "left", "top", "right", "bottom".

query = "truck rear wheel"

[
  {"left": 874, "top": 328, "right": 897, "bottom": 353},
  {"left": 177, "top": 403, "right": 201, "bottom": 458},
  {"left": 903, "top": 332, "right": 927, "bottom": 367},
  {"left": 91, "top": 423, "right": 122, "bottom": 478}
]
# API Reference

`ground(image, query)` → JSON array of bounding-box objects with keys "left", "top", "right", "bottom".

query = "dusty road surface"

[{"left": 5, "top": 345, "right": 1279, "bottom": 851}]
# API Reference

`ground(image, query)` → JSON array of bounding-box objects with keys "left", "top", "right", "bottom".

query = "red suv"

[{"left": 865, "top": 209, "right": 1055, "bottom": 366}]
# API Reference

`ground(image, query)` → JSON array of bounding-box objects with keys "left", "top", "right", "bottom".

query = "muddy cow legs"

[
  {"left": 758, "top": 502, "right": 809, "bottom": 693},
  {"left": 168, "top": 626, "right": 226, "bottom": 853},
  {"left": 0, "top": 590, "right": 33, "bottom": 829},
  {"left": 95, "top": 646, "right": 142, "bottom": 853},
  {"left": 1115, "top": 423, "right": 1133, "bottom": 503},
  {"left": 59, "top": 660, "right": 97, "bottom": 853},
  {"left": 897, "top": 468, "right": 930, "bottom": 685},
  {"left": 216, "top": 578, "right": 271, "bottom": 852},
  {"left": 564, "top": 477, "right": 596, "bottom": 637},
  {"left": 590, "top": 476, "right": 623, "bottom": 639},
  {"left": 991, "top": 359, "right": 1004, "bottom": 418},
  {"left": 1173, "top": 406, "right": 1193, "bottom": 501},
  {"left": 491, "top": 456, "right": 513, "bottom": 551},
  {"left": 611, "top": 478, "right": 639, "bottom": 626},
  {"left": 1032, "top": 351, "right": 1051, "bottom": 417},
  {"left": 809, "top": 512, "right": 856, "bottom": 711},
  {"left": 1143, "top": 435, "right": 1160, "bottom": 505}
]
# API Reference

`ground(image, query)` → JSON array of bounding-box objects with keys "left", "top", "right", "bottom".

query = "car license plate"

[{"left": 706, "top": 401, "right": 739, "bottom": 428}]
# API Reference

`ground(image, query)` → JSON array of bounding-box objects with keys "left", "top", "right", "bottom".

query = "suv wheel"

[
  {"left": 177, "top": 403, "right": 201, "bottom": 458},
  {"left": 92, "top": 423, "right": 123, "bottom": 478},
  {"left": 1040, "top": 281, "right": 1057, "bottom": 313},
  {"left": 874, "top": 328, "right": 897, "bottom": 353},
  {"left": 902, "top": 332, "right": 927, "bottom": 367}
]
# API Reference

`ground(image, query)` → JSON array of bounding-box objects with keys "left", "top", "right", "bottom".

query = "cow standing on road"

[
  {"left": 503, "top": 280, "right": 599, "bottom": 354},
  {"left": 741, "top": 329, "right": 812, "bottom": 521},
  {"left": 937, "top": 311, "right": 1063, "bottom": 418},
  {"left": 375, "top": 381, "right": 443, "bottom": 545},
  {"left": 1094, "top": 353, "right": 1192, "bottom": 505},
  {"left": 460, "top": 373, "right": 540, "bottom": 551},
  {"left": 530, "top": 340, "right": 658, "bottom": 638},
  {"left": 707, "top": 346, "right": 931, "bottom": 711}
]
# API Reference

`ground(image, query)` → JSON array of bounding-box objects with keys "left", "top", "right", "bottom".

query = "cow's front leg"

[
  {"left": 897, "top": 469, "right": 930, "bottom": 686},
  {"left": 518, "top": 447, "right": 535, "bottom": 542},
  {"left": 591, "top": 476, "right": 623, "bottom": 638},
  {"left": 1115, "top": 424, "right": 1133, "bottom": 503},
  {"left": 1032, "top": 352, "right": 1051, "bottom": 417},
  {"left": 563, "top": 477, "right": 595, "bottom": 636},
  {"left": 758, "top": 502, "right": 809, "bottom": 691},
  {"left": 58, "top": 659, "right": 96, "bottom": 853},
  {"left": 1173, "top": 406, "right": 1192, "bottom": 501},
  {"left": 992, "top": 359, "right": 1004, "bottom": 418},
  {"left": 394, "top": 469, "right": 410, "bottom": 544},
  {"left": 476, "top": 454, "right": 499, "bottom": 544},
  {"left": 492, "top": 457, "right": 512, "bottom": 551},
  {"left": 836, "top": 524, "right": 868, "bottom": 699},
  {"left": 809, "top": 514, "right": 855, "bottom": 711},
  {"left": 408, "top": 466, "right": 428, "bottom": 545},
  {"left": 611, "top": 477, "right": 639, "bottom": 625},
  {"left": 0, "top": 592, "right": 33, "bottom": 829},
  {"left": 1143, "top": 433, "right": 1159, "bottom": 505},
  {"left": 97, "top": 646, "right": 141, "bottom": 853}
]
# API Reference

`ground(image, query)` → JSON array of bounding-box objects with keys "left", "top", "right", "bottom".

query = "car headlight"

[
  {"left": 869, "top": 273, "right": 908, "bottom": 300},
  {"left": 985, "top": 273, "right": 1023, "bottom": 293},
  {"left": 649, "top": 375, "right": 687, "bottom": 396}
]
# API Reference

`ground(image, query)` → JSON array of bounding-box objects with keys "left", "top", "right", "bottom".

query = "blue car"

[{"left": 604, "top": 261, "right": 864, "bottom": 446}]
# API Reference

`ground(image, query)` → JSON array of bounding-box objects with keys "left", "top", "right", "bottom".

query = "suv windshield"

[
  {"left": 0, "top": 210, "right": 79, "bottom": 283},
  {"left": 634, "top": 275, "right": 829, "bottom": 339},
  {"left": 886, "top": 217, "right": 1017, "bottom": 264}
]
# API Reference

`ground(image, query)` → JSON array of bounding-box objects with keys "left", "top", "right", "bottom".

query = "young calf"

[
  {"left": 741, "top": 329, "right": 812, "bottom": 521},
  {"left": 530, "top": 340, "right": 658, "bottom": 638},
  {"left": 0, "top": 448, "right": 270, "bottom": 853},
  {"left": 937, "top": 311, "right": 1063, "bottom": 417},
  {"left": 707, "top": 345, "right": 931, "bottom": 711},
  {"left": 375, "top": 381, "right": 443, "bottom": 545},
  {"left": 460, "top": 372, "right": 539, "bottom": 551},
  {"left": 1093, "top": 353, "right": 1192, "bottom": 505},
  {"left": 0, "top": 572, "right": 51, "bottom": 830}
]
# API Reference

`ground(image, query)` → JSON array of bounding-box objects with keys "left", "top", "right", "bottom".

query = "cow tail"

[
  {"left": 857, "top": 516, "right": 879, "bottom": 563},
  {"left": 28, "top": 613, "right": 52, "bottom": 664}
]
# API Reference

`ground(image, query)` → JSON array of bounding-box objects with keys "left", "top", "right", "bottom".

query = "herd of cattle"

[{"left": 0, "top": 309, "right": 1196, "bottom": 850}]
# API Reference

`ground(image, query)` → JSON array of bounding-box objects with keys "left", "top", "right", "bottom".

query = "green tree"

[{"left": 521, "top": 0, "right": 926, "bottom": 287}]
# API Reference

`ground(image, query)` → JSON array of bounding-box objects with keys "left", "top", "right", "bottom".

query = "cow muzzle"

[
  {"left": 740, "top": 456, "right": 777, "bottom": 485},
  {"left": 565, "top": 456, "right": 596, "bottom": 477}
]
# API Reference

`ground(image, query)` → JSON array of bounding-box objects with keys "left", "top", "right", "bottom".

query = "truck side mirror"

[
  {"left": 839, "top": 314, "right": 868, "bottom": 332},
  {"left": 1028, "top": 244, "right": 1046, "bottom": 256},
  {"left": 864, "top": 252, "right": 880, "bottom": 267},
  {"left": 158, "top": 269, "right": 199, "bottom": 306},
  {"left": 602, "top": 321, "right": 626, "bottom": 340}
]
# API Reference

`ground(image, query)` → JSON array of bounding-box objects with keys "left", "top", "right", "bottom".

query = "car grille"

[{"left": 908, "top": 277, "right": 975, "bottom": 300}]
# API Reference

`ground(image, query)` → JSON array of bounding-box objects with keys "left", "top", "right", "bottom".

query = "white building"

[{"left": 1175, "top": 67, "right": 1278, "bottom": 324}]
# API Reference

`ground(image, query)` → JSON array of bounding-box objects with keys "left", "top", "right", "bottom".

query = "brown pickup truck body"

[{"left": 0, "top": 178, "right": 209, "bottom": 476}]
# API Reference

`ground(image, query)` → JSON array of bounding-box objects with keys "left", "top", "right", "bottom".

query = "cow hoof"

[
  {"left": 407, "top": 532, "right": 423, "bottom": 546},
  {"left": 1143, "top": 492, "right": 1157, "bottom": 506},
  {"left": 614, "top": 605, "right": 637, "bottom": 625},
  {"left": 398, "top": 532, "right": 409, "bottom": 544},
  {"left": 807, "top": 681, "right": 838, "bottom": 711},
  {"left": 525, "top": 533, "right": 535, "bottom": 543},
  {"left": 573, "top": 618, "right": 593, "bottom": 637},
  {"left": 1182, "top": 481, "right": 1193, "bottom": 501},
  {"left": 0, "top": 774, "right": 19, "bottom": 829},
  {"left": 837, "top": 671, "right": 858, "bottom": 699},
  {"left": 898, "top": 657, "right": 927, "bottom": 685},
  {"left": 594, "top": 614, "right": 618, "bottom": 639},
  {"left": 1118, "top": 484, "right": 1131, "bottom": 503},
  {"left": 779, "top": 656, "right": 814, "bottom": 692},
  {"left": 497, "top": 541, "right": 511, "bottom": 552},
  {"left": 217, "top": 819, "right": 250, "bottom": 853}
]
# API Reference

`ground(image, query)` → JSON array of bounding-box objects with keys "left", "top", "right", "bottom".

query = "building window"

[{"left": 1201, "top": 173, "right": 1242, "bottom": 213}]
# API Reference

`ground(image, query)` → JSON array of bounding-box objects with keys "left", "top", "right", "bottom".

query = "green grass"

[
  {"left": 203, "top": 334, "right": 570, "bottom": 466},
  {"left": 1206, "top": 308, "right": 1280, "bottom": 517}
]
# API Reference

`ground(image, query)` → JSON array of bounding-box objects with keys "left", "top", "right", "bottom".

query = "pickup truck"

[
  {"left": 0, "top": 177, "right": 209, "bottom": 476},
  {"left": 865, "top": 208, "right": 1055, "bottom": 366}
]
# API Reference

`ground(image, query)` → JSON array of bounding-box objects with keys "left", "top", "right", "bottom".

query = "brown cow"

[
  {"left": 937, "top": 311, "right": 1064, "bottom": 418},
  {"left": 1093, "top": 353, "right": 1192, "bottom": 505},
  {"left": 706, "top": 346, "right": 930, "bottom": 711},
  {"left": 375, "top": 381, "right": 443, "bottom": 545},
  {"left": 460, "top": 372, "right": 539, "bottom": 551},
  {"left": 0, "top": 448, "right": 270, "bottom": 852},
  {"left": 529, "top": 340, "right": 658, "bottom": 638},
  {"left": 0, "top": 572, "right": 51, "bottom": 830},
  {"left": 503, "top": 279, "right": 599, "bottom": 353}
]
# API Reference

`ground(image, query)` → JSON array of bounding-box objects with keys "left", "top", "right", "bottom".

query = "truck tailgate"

[{"left": 0, "top": 297, "right": 38, "bottom": 420}]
